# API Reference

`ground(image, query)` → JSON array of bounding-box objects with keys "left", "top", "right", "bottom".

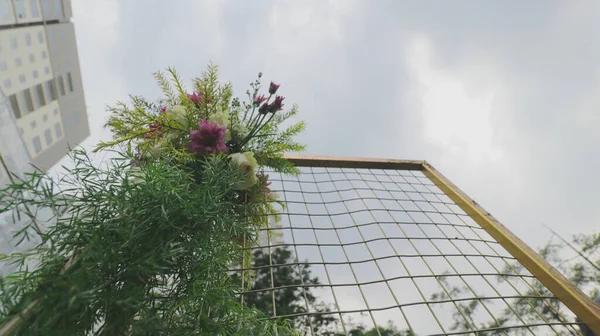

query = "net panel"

[{"left": 234, "top": 165, "right": 584, "bottom": 336}]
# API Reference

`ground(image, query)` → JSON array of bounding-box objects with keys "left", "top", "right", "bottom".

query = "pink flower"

[
  {"left": 187, "top": 92, "right": 204, "bottom": 104},
  {"left": 269, "top": 82, "right": 279, "bottom": 94},
  {"left": 187, "top": 92, "right": 213, "bottom": 104},
  {"left": 269, "top": 81, "right": 280, "bottom": 94},
  {"left": 188, "top": 119, "right": 229, "bottom": 154},
  {"left": 160, "top": 106, "right": 167, "bottom": 113},
  {"left": 254, "top": 94, "right": 267, "bottom": 106},
  {"left": 144, "top": 120, "right": 163, "bottom": 138},
  {"left": 258, "top": 102, "right": 269, "bottom": 114},
  {"left": 268, "top": 95, "right": 285, "bottom": 113}
]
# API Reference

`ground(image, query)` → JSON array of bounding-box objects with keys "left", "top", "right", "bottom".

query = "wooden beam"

[
  {"left": 282, "top": 154, "right": 425, "bottom": 171},
  {"left": 421, "top": 161, "right": 600, "bottom": 335}
]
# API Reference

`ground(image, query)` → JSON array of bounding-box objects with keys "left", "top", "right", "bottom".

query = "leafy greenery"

[
  {"left": 0, "top": 151, "right": 296, "bottom": 335},
  {"left": 96, "top": 64, "right": 306, "bottom": 176},
  {"left": 0, "top": 64, "right": 307, "bottom": 335}
]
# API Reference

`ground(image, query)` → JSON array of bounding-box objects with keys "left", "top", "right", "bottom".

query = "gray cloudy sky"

[{"left": 68, "top": 0, "right": 600, "bottom": 252}]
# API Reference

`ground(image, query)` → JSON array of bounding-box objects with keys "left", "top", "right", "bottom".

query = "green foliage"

[
  {"left": 95, "top": 64, "right": 305, "bottom": 177},
  {"left": 0, "top": 64, "right": 307, "bottom": 335},
  {"left": 0, "top": 150, "right": 297, "bottom": 335}
]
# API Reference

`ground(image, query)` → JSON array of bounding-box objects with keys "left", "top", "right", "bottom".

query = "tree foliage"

[
  {"left": 430, "top": 231, "right": 600, "bottom": 336},
  {"left": 240, "top": 247, "right": 338, "bottom": 335},
  {"left": 241, "top": 246, "right": 413, "bottom": 336}
]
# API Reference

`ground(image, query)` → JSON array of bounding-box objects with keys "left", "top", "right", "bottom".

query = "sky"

[
  {"left": 7, "top": 0, "right": 592, "bottom": 332},
  {"left": 68, "top": 0, "right": 600, "bottom": 252}
]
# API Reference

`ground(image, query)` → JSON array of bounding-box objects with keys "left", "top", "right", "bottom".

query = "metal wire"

[
  {"left": 236, "top": 165, "right": 585, "bottom": 335},
  {"left": 399, "top": 169, "right": 580, "bottom": 336}
]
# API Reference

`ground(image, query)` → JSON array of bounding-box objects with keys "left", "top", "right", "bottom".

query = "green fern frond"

[{"left": 153, "top": 70, "right": 176, "bottom": 104}]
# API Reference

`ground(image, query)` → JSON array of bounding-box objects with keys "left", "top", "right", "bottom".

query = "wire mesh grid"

[{"left": 233, "top": 164, "right": 587, "bottom": 336}]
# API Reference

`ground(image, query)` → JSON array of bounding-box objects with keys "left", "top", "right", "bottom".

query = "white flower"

[
  {"left": 231, "top": 123, "right": 249, "bottom": 140},
  {"left": 229, "top": 152, "right": 259, "bottom": 189},
  {"left": 209, "top": 106, "right": 231, "bottom": 141},
  {"left": 165, "top": 105, "right": 188, "bottom": 128},
  {"left": 147, "top": 141, "right": 164, "bottom": 159}
]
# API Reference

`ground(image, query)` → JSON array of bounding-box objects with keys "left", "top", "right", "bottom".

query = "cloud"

[
  {"left": 63, "top": 0, "right": 600, "bottom": 247},
  {"left": 46, "top": 2, "right": 600, "bottom": 331},
  {"left": 406, "top": 35, "right": 503, "bottom": 164}
]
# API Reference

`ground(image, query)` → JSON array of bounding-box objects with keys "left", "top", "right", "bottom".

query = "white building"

[
  {"left": 0, "top": 0, "right": 88, "bottom": 276},
  {"left": 0, "top": 0, "right": 89, "bottom": 172}
]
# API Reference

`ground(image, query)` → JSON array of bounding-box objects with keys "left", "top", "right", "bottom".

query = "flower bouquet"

[
  {"left": 99, "top": 65, "right": 305, "bottom": 244},
  {"left": 0, "top": 65, "right": 305, "bottom": 335}
]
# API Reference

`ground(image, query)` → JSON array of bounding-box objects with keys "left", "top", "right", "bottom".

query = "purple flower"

[
  {"left": 254, "top": 94, "right": 267, "bottom": 106},
  {"left": 160, "top": 106, "right": 167, "bottom": 113},
  {"left": 188, "top": 119, "right": 229, "bottom": 154},
  {"left": 187, "top": 92, "right": 204, "bottom": 104},
  {"left": 145, "top": 120, "right": 163, "bottom": 138},
  {"left": 258, "top": 102, "right": 270, "bottom": 114},
  {"left": 269, "top": 81, "right": 280, "bottom": 94},
  {"left": 268, "top": 95, "right": 285, "bottom": 113}
]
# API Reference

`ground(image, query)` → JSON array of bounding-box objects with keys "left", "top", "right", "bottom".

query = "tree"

[
  {"left": 430, "top": 230, "right": 600, "bottom": 336},
  {"left": 241, "top": 247, "right": 339, "bottom": 335},
  {"left": 242, "top": 246, "right": 413, "bottom": 335}
]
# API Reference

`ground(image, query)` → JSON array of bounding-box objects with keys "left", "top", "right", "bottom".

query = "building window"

[
  {"left": 10, "top": 36, "right": 18, "bottom": 49},
  {"left": 41, "top": 0, "right": 50, "bottom": 17},
  {"left": 53, "top": 0, "right": 63, "bottom": 17},
  {"left": 32, "top": 136, "right": 42, "bottom": 153},
  {"left": 44, "top": 66, "right": 50, "bottom": 74},
  {"left": 65, "top": 113, "right": 80, "bottom": 130},
  {"left": 44, "top": 128, "right": 53, "bottom": 145},
  {"left": 38, "top": 31, "right": 44, "bottom": 44},
  {"left": 42, "top": 51, "right": 47, "bottom": 59},
  {"left": 25, "top": 33, "right": 32, "bottom": 46},
  {"left": 66, "top": 72, "right": 74, "bottom": 92},
  {"left": 33, "top": 70, "right": 39, "bottom": 79},
  {"left": 54, "top": 122, "right": 62, "bottom": 138},
  {"left": 8, "top": 95, "right": 21, "bottom": 119},
  {"left": 15, "top": 0, "right": 26, "bottom": 19},
  {"left": 57, "top": 75, "right": 66, "bottom": 96},
  {"left": 3, "top": 79, "right": 11, "bottom": 89},
  {"left": 0, "top": 59, "right": 6, "bottom": 71},
  {"left": 30, "top": 120, "right": 37, "bottom": 129},
  {"left": 30, "top": 0, "right": 40, "bottom": 17},
  {"left": 45, "top": 79, "right": 57, "bottom": 101},
  {"left": 22, "top": 89, "right": 35, "bottom": 113},
  {"left": 29, "top": 54, "right": 35, "bottom": 62},
  {"left": 36, "top": 84, "right": 46, "bottom": 107},
  {"left": 19, "top": 74, "right": 26, "bottom": 84},
  {"left": 0, "top": 0, "right": 12, "bottom": 22},
  {"left": 15, "top": 57, "right": 22, "bottom": 67},
  {"left": 43, "top": 113, "right": 48, "bottom": 122}
]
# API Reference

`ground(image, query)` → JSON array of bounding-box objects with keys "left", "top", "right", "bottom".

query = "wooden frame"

[{"left": 284, "top": 154, "right": 600, "bottom": 334}]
